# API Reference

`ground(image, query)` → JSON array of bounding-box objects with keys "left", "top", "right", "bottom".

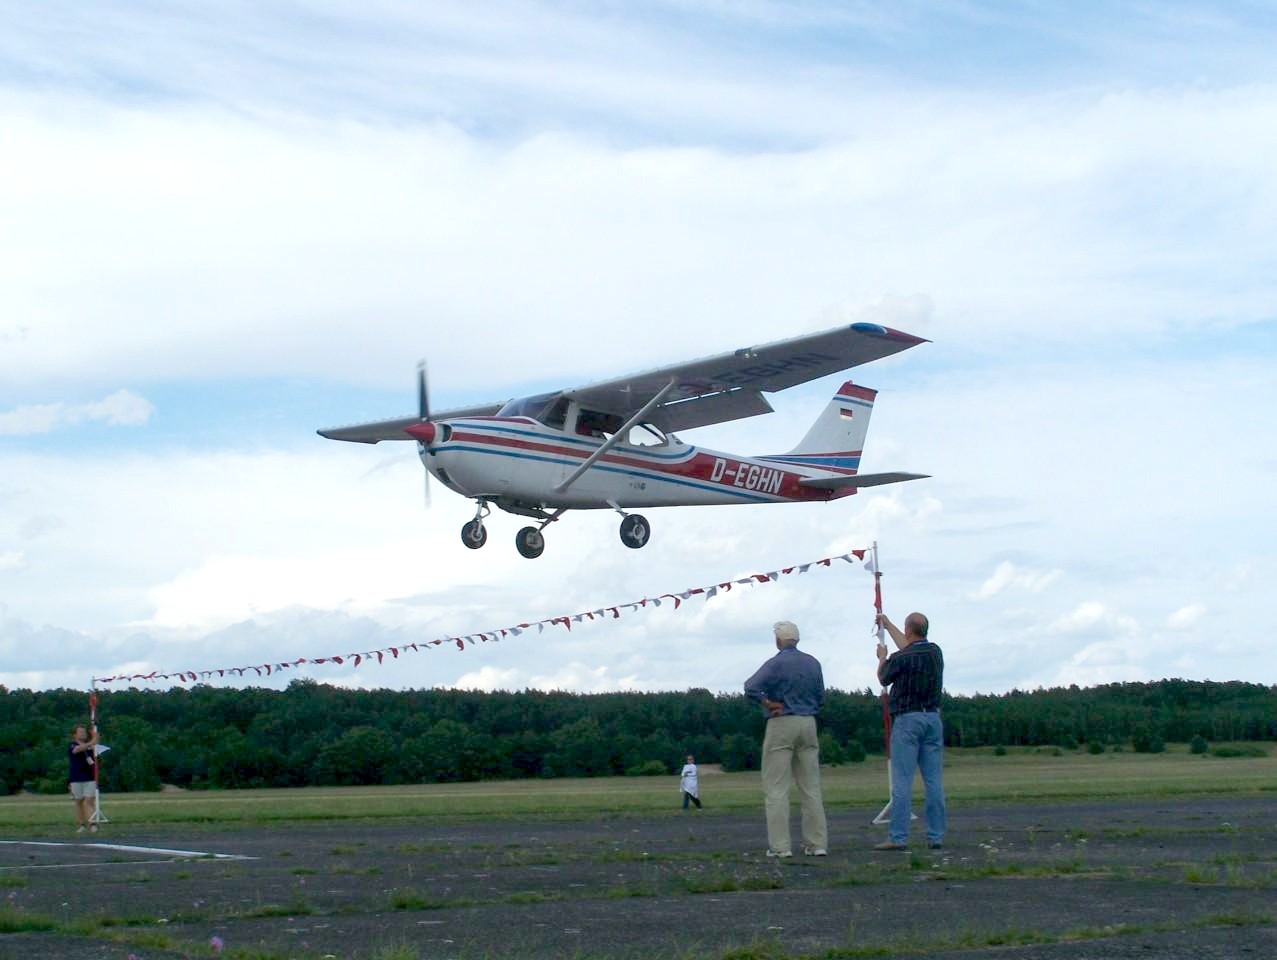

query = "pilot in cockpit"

[{"left": 576, "top": 410, "right": 623, "bottom": 439}]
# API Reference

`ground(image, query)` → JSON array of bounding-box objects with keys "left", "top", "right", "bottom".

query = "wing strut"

[{"left": 554, "top": 378, "right": 678, "bottom": 494}]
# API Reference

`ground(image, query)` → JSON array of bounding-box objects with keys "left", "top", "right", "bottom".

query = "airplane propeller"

[{"left": 411, "top": 362, "right": 432, "bottom": 507}]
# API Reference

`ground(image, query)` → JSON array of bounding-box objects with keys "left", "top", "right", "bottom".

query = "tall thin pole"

[
  {"left": 871, "top": 541, "right": 893, "bottom": 824},
  {"left": 88, "top": 682, "right": 108, "bottom": 825}
]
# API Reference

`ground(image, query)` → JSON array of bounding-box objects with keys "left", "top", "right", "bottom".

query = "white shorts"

[{"left": 69, "top": 781, "right": 97, "bottom": 800}]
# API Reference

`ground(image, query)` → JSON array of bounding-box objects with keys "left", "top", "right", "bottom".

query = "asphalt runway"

[{"left": 2, "top": 794, "right": 1275, "bottom": 959}]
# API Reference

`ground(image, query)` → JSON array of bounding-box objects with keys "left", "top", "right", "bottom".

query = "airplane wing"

[
  {"left": 798, "top": 471, "right": 930, "bottom": 490},
  {"left": 318, "top": 401, "right": 505, "bottom": 443},
  {"left": 566, "top": 322, "right": 926, "bottom": 432}
]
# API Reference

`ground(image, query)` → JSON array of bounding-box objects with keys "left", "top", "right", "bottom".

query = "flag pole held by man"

[{"left": 874, "top": 610, "right": 947, "bottom": 850}]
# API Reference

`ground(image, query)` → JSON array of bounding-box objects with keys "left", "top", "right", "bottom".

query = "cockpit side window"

[
  {"left": 628, "top": 422, "right": 668, "bottom": 447},
  {"left": 576, "top": 408, "right": 622, "bottom": 438}
]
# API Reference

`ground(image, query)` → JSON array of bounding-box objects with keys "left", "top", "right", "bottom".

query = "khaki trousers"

[{"left": 761, "top": 714, "right": 827, "bottom": 854}]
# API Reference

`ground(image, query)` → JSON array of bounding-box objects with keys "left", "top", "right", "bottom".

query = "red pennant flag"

[
  {"left": 455, "top": 638, "right": 465, "bottom": 650},
  {"left": 353, "top": 654, "right": 362, "bottom": 667},
  {"left": 390, "top": 648, "right": 398, "bottom": 658},
  {"left": 332, "top": 656, "right": 344, "bottom": 665},
  {"left": 375, "top": 651, "right": 384, "bottom": 663},
  {"left": 852, "top": 549, "right": 866, "bottom": 560}
]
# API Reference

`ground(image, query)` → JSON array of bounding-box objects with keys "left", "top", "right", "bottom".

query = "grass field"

[{"left": 2, "top": 744, "right": 1273, "bottom": 830}]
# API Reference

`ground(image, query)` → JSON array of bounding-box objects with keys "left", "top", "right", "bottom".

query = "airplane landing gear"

[
  {"left": 461, "top": 520, "right": 487, "bottom": 549},
  {"left": 461, "top": 500, "right": 491, "bottom": 549},
  {"left": 619, "top": 513, "right": 651, "bottom": 549},
  {"left": 515, "top": 526, "right": 545, "bottom": 559}
]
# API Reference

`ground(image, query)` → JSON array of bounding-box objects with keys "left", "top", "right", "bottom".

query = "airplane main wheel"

[
  {"left": 515, "top": 526, "right": 545, "bottom": 559},
  {"left": 461, "top": 520, "right": 488, "bottom": 549},
  {"left": 619, "top": 514, "right": 651, "bottom": 549}
]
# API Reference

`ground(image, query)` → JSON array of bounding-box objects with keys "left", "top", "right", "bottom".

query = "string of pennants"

[{"left": 91, "top": 549, "right": 870, "bottom": 686}]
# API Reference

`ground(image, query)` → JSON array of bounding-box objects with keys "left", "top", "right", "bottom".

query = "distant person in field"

[
  {"left": 744, "top": 620, "right": 828, "bottom": 857},
  {"left": 875, "top": 611, "right": 946, "bottom": 851},
  {"left": 68, "top": 723, "right": 99, "bottom": 834},
  {"left": 679, "top": 753, "right": 702, "bottom": 809}
]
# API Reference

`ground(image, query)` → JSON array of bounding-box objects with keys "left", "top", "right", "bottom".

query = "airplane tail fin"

[{"left": 765, "top": 381, "right": 878, "bottom": 475}]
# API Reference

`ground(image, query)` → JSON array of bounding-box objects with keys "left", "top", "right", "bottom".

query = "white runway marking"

[{"left": 0, "top": 840, "right": 253, "bottom": 865}]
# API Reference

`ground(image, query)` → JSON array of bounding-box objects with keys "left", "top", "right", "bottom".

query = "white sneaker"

[
  {"left": 89, "top": 825, "right": 98, "bottom": 833},
  {"left": 765, "top": 849, "right": 793, "bottom": 859},
  {"left": 76, "top": 825, "right": 86, "bottom": 834},
  {"left": 803, "top": 847, "right": 827, "bottom": 856}
]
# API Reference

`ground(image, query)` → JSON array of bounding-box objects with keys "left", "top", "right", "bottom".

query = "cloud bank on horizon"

[{"left": 2, "top": 2, "right": 1274, "bottom": 696}]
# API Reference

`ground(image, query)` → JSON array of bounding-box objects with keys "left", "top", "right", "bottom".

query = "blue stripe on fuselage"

[{"left": 436, "top": 443, "right": 776, "bottom": 502}]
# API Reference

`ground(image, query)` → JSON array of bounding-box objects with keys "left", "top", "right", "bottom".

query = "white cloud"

[
  {"left": 0, "top": 551, "right": 25, "bottom": 572},
  {"left": 453, "top": 665, "right": 520, "bottom": 692},
  {"left": 972, "top": 561, "right": 1063, "bottom": 600},
  {"left": 1046, "top": 602, "right": 1139, "bottom": 638},
  {"left": 0, "top": 389, "right": 154, "bottom": 435},
  {"left": 1166, "top": 603, "right": 1207, "bottom": 631},
  {"left": 3, "top": 79, "right": 1276, "bottom": 397}
]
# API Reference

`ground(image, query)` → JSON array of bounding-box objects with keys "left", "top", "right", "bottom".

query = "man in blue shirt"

[{"left": 744, "top": 621, "right": 828, "bottom": 858}]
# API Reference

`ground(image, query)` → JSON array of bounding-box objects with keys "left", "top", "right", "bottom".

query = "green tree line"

[{"left": 1, "top": 678, "right": 1273, "bottom": 794}]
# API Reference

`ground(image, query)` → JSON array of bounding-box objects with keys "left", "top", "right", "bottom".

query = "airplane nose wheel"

[
  {"left": 515, "top": 526, "right": 545, "bottom": 559},
  {"left": 461, "top": 520, "right": 488, "bottom": 549},
  {"left": 619, "top": 514, "right": 650, "bottom": 549}
]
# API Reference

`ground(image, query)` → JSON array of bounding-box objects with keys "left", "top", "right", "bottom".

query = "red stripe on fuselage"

[{"left": 449, "top": 426, "right": 853, "bottom": 502}]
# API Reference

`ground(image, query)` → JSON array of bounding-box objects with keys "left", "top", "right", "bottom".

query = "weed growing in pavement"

[
  {"left": 504, "top": 890, "right": 565, "bottom": 904},
  {"left": 390, "top": 888, "right": 473, "bottom": 911},
  {"left": 290, "top": 866, "right": 318, "bottom": 875},
  {"left": 329, "top": 844, "right": 357, "bottom": 855},
  {"left": 602, "top": 882, "right": 658, "bottom": 899},
  {"left": 372, "top": 945, "right": 422, "bottom": 960},
  {"left": 395, "top": 841, "right": 451, "bottom": 855},
  {"left": 0, "top": 875, "right": 28, "bottom": 888},
  {"left": 1183, "top": 864, "right": 1219, "bottom": 884},
  {"left": 240, "top": 896, "right": 314, "bottom": 918},
  {"left": 332, "top": 863, "right": 382, "bottom": 875},
  {"left": 679, "top": 872, "right": 784, "bottom": 895},
  {"left": 0, "top": 905, "right": 55, "bottom": 932}
]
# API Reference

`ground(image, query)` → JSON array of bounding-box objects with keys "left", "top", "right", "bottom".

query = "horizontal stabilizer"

[{"left": 798, "top": 471, "right": 930, "bottom": 490}]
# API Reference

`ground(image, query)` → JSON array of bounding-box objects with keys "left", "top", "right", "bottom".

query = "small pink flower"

[{"left": 209, "top": 935, "right": 225, "bottom": 953}]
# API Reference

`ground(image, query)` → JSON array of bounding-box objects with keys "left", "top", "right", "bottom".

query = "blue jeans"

[{"left": 888, "top": 711, "right": 946, "bottom": 845}]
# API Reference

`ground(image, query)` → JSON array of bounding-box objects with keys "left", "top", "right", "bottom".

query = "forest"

[{"left": 2, "top": 678, "right": 1274, "bottom": 794}]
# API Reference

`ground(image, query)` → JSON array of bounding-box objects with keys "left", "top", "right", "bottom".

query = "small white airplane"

[{"left": 319, "top": 322, "right": 928, "bottom": 558}]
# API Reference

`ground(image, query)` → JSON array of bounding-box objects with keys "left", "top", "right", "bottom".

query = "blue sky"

[{"left": 2, "top": 1, "right": 1275, "bottom": 696}]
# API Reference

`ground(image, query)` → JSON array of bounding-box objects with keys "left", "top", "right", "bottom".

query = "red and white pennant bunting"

[{"left": 92, "top": 550, "right": 868, "bottom": 685}]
